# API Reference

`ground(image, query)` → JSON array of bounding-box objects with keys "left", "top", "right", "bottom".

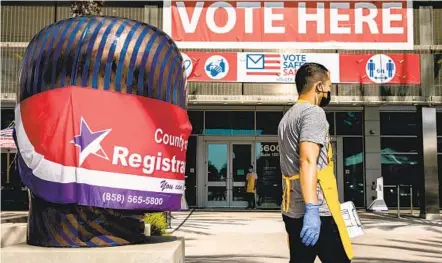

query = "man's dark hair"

[{"left": 295, "top": 62, "right": 330, "bottom": 95}]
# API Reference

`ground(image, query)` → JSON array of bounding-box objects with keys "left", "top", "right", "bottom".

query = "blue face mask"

[{"left": 249, "top": 169, "right": 253, "bottom": 173}]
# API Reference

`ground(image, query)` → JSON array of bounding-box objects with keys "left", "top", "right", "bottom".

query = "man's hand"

[
  {"left": 301, "top": 203, "right": 321, "bottom": 246},
  {"left": 299, "top": 141, "right": 322, "bottom": 246}
]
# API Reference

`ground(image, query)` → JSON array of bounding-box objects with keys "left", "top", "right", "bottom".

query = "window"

[
  {"left": 335, "top": 112, "right": 363, "bottom": 135},
  {"left": 382, "top": 154, "right": 419, "bottom": 185},
  {"left": 1, "top": 153, "right": 8, "bottom": 186},
  {"left": 185, "top": 136, "right": 197, "bottom": 206},
  {"left": 188, "top": 111, "right": 203, "bottom": 134},
  {"left": 256, "top": 111, "right": 283, "bottom": 135},
  {"left": 436, "top": 138, "right": 442, "bottom": 154},
  {"left": 438, "top": 131, "right": 442, "bottom": 208},
  {"left": 438, "top": 155, "right": 442, "bottom": 209},
  {"left": 437, "top": 112, "right": 442, "bottom": 135},
  {"left": 1, "top": 109, "right": 14, "bottom": 129},
  {"left": 255, "top": 142, "right": 282, "bottom": 208},
  {"left": 434, "top": 54, "right": 441, "bottom": 89},
  {"left": 382, "top": 154, "right": 419, "bottom": 208},
  {"left": 205, "top": 111, "right": 254, "bottom": 136},
  {"left": 343, "top": 137, "right": 364, "bottom": 207},
  {"left": 326, "top": 112, "right": 335, "bottom": 135},
  {"left": 380, "top": 112, "right": 419, "bottom": 208},
  {"left": 380, "top": 112, "right": 418, "bottom": 136},
  {"left": 438, "top": 110, "right": 442, "bottom": 208},
  {"left": 381, "top": 137, "right": 419, "bottom": 154}
]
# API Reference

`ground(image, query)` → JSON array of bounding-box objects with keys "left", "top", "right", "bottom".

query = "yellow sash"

[
  {"left": 246, "top": 173, "right": 256, "bottom": 193},
  {"left": 281, "top": 99, "right": 354, "bottom": 260}
]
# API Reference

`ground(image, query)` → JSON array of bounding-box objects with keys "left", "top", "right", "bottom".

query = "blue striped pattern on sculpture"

[{"left": 19, "top": 16, "right": 187, "bottom": 109}]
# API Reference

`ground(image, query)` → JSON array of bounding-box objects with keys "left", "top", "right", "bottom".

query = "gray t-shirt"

[{"left": 278, "top": 102, "right": 331, "bottom": 218}]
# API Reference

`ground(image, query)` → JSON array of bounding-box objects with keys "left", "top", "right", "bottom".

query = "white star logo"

[{"left": 70, "top": 117, "right": 112, "bottom": 166}]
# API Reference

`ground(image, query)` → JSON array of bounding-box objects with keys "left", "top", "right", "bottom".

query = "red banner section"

[
  {"left": 339, "top": 54, "right": 421, "bottom": 84},
  {"left": 16, "top": 86, "right": 192, "bottom": 210},
  {"left": 164, "top": 1, "right": 414, "bottom": 50},
  {"left": 182, "top": 52, "right": 237, "bottom": 81},
  {"left": 182, "top": 52, "right": 421, "bottom": 84}
]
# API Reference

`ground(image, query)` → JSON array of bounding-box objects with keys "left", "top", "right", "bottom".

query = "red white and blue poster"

[
  {"left": 15, "top": 86, "right": 192, "bottom": 210},
  {"left": 181, "top": 52, "right": 237, "bottom": 82},
  {"left": 237, "top": 53, "right": 340, "bottom": 83},
  {"left": 339, "top": 53, "right": 421, "bottom": 85},
  {"left": 182, "top": 52, "right": 421, "bottom": 85}
]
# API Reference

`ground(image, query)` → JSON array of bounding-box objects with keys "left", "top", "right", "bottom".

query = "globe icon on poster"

[
  {"left": 365, "top": 54, "right": 396, "bottom": 84},
  {"left": 181, "top": 53, "right": 193, "bottom": 78}
]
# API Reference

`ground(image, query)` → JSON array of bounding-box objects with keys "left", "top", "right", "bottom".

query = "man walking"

[{"left": 277, "top": 63, "right": 354, "bottom": 263}]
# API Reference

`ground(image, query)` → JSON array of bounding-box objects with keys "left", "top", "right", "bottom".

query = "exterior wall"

[
  {"left": 1, "top": 1, "right": 442, "bottom": 105},
  {"left": 364, "top": 107, "right": 381, "bottom": 207}
]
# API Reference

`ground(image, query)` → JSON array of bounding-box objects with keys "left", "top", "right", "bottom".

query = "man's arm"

[
  {"left": 299, "top": 141, "right": 321, "bottom": 204},
  {"left": 297, "top": 106, "right": 327, "bottom": 246},
  {"left": 298, "top": 107, "right": 327, "bottom": 205}
]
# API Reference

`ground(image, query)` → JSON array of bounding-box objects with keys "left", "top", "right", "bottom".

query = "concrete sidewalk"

[
  {"left": 2, "top": 210, "right": 441, "bottom": 262},
  {"left": 170, "top": 210, "right": 442, "bottom": 263}
]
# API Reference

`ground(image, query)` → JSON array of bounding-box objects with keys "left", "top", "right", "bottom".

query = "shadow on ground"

[
  {"left": 358, "top": 213, "right": 442, "bottom": 231},
  {"left": 353, "top": 236, "right": 442, "bottom": 261},
  {"left": 170, "top": 210, "right": 252, "bottom": 236},
  {"left": 186, "top": 255, "right": 287, "bottom": 263},
  {"left": 186, "top": 255, "right": 442, "bottom": 263},
  {"left": 352, "top": 257, "right": 442, "bottom": 263}
]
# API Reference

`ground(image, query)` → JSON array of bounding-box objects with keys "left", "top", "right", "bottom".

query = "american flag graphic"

[
  {"left": 1, "top": 127, "right": 16, "bottom": 149},
  {"left": 245, "top": 54, "right": 281, "bottom": 76}
]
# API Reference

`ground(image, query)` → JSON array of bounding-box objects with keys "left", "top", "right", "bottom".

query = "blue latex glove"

[{"left": 300, "top": 203, "right": 321, "bottom": 246}]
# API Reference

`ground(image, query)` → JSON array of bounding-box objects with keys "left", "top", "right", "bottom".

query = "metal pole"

[
  {"left": 410, "top": 185, "right": 413, "bottom": 216},
  {"left": 164, "top": 212, "right": 171, "bottom": 229},
  {"left": 168, "top": 212, "right": 172, "bottom": 229},
  {"left": 6, "top": 152, "right": 10, "bottom": 184},
  {"left": 397, "top": 185, "right": 401, "bottom": 218}
]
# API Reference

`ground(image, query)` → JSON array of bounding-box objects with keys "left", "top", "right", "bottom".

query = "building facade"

[{"left": 1, "top": 1, "right": 441, "bottom": 217}]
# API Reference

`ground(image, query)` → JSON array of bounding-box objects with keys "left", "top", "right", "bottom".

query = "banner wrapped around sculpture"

[
  {"left": 14, "top": 16, "right": 191, "bottom": 247},
  {"left": 15, "top": 86, "right": 191, "bottom": 210}
]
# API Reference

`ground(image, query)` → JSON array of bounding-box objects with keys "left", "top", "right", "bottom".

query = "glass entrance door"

[
  {"left": 330, "top": 138, "right": 338, "bottom": 180},
  {"left": 206, "top": 141, "right": 253, "bottom": 208},
  {"left": 255, "top": 142, "right": 282, "bottom": 209},
  {"left": 230, "top": 143, "right": 252, "bottom": 207},
  {"left": 206, "top": 143, "right": 229, "bottom": 207}
]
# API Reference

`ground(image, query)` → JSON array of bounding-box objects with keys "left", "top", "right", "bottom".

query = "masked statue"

[{"left": 14, "top": 16, "right": 192, "bottom": 247}]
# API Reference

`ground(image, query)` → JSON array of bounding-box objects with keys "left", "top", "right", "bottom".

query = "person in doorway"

[
  {"left": 278, "top": 63, "right": 354, "bottom": 263},
  {"left": 246, "top": 165, "right": 257, "bottom": 209}
]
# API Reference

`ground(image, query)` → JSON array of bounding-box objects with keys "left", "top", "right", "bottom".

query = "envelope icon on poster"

[{"left": 246, "top": 54, "right": 265, "bottom": 69}]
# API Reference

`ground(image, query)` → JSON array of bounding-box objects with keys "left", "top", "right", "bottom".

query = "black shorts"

[{"left": 283, "top": 214, "right": 351, "bottom": 263}]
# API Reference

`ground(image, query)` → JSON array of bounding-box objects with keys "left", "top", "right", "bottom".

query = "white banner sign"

[
  {"left": 237, "top": 53, "right": 340, "bottom": 83},
  {"left": 164, "top": 1, "right": 414, "bottom": 50}
]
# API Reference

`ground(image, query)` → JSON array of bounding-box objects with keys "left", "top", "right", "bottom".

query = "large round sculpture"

[{"left": 14, "top": 16, "right": 191, "bottom": 247}]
